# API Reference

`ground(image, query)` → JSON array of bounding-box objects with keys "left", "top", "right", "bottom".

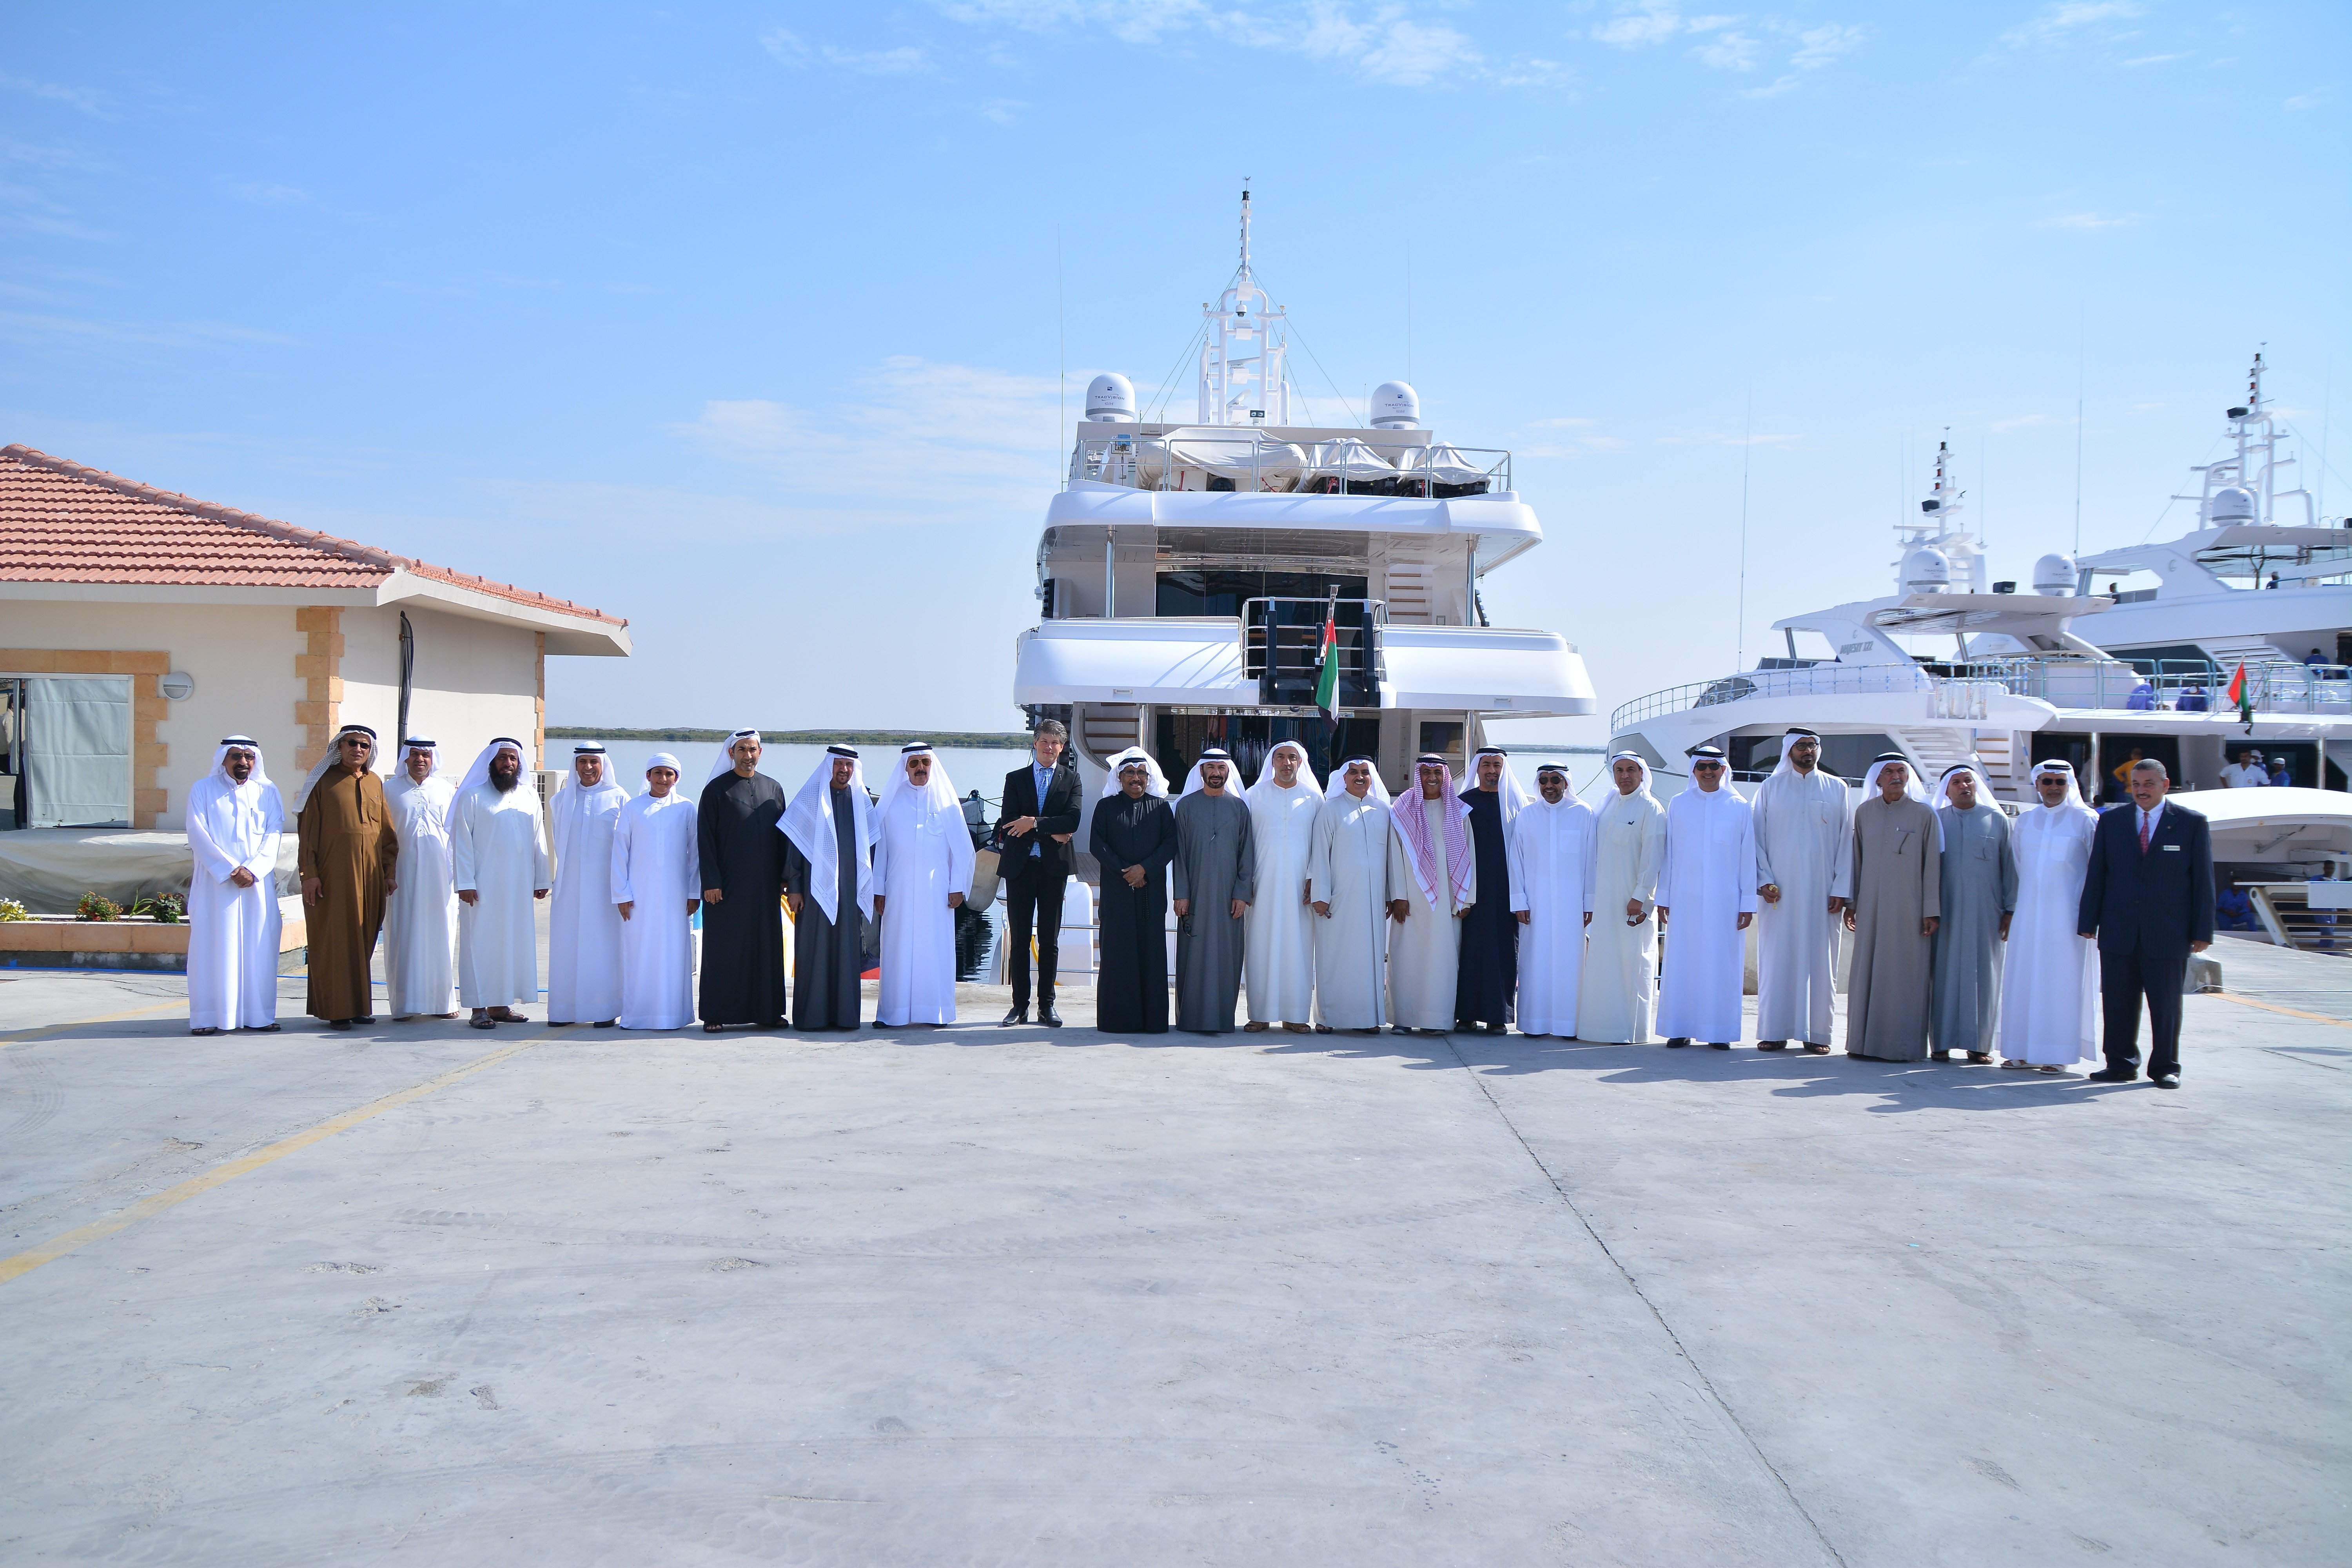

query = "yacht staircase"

[{"left": 1078, "top": 704, "right": 1142, "bottom": 767}]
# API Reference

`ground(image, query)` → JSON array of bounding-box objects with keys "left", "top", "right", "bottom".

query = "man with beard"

[
  {"left": 1843, "top": 755, "right": 1941, "bottom": 1061},
  {"left": 1090, "top": 748, "right": 1178, "bottom": 1035},
  {"left": 549, "top": 743, "right": 628, "bottom": 1027},
  {"left": 295, "top": 724, "right": 398, "bottom": 1031},
  {"left": 1454, "top": 747, "right": 1528, "bottom": 1034},
  {"left": 1307, "top": 756, "right": 1392, "bottom": 1034},
  {"left": 1655, "top": 746, "right": 1758, "bottom": 1050},
  {"left": 1508, "top": 762, "right": 1597, "bottom": 1038},
  {"left": 782, "top": 745, "right": 873, "bottom": 1031},
  {"left": 1388, "top": 753, "right": 1475, "bottom": 1034},
  {"left": 1242, "top": 739, "right": 1321, "bottom": 1035},
  {"left": 1172, "top": 747, "right": 1255, "bottom": 1034},
  {"left": 452, "top": 737, "right": 551, "bottom": 1029},
  {"left": 1577, "top": 752, "right": 1668, "bottom": 1044},
  {"left": 698, "top": 730, "right": 790, "bottom": 1032},
  {"left": 871, "top": 742, "right": 975, "bottom": 1028},
  {"left": 384, "top": 738, "right": 459, "bottom": 1021},
  {"left": 1930, "top": 762, "right": 2016, "bottom": 1064},
  {"left": 1750, "top": 729, "right": 1851, "bottom": 1055},
  {"left": 185, "top": 737, "right": 284, "bottom": 1036}
]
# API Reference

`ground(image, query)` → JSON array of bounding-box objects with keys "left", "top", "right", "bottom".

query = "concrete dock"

[{"left": 1, "top": 942, "right": 2345, "bottom": 1565}]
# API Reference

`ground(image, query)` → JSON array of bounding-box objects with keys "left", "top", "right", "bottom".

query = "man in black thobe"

[
  {"left": 2078, "top": 757, "right": 2214, "bottom": 1089},
  {"left": 995, "top": 718, "right": 1083, "bottom": 1027},
  {"left": 782, "top": 745, "right": 870, "bottom": 1031},
  {"left": 1455, "top": 748, "right": 1521, "bottom": 1033},
  {"left": 697, "top": 730, "right": 789, "bottom": 1031},
  {"left": 1091, "top": 752, "right": 1178, "bottom": 1035}
]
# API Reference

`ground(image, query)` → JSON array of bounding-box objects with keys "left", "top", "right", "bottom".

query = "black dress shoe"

[
  {"left": 1040, "top": 1002, "right": 1063, "bottom": 1028},
  {"left": 2087, "top": 1066, "right": 2136, "bottom": 1083},
  {"left": 1710, "top": 1042, "right": 1731, "bottom": 1050},
  {"left": 1756, "top": 1040, "right": 1788, "bottom": 1051},
  {"left": 594, "top": 1020, "right": 616, "bottom": 1029},
  {"left": 1666, "top": 1037, "right": 1690, "bottom": 1048},
  {"left": 703, "top": 1022, "right": 725, "bottom": 1033},
  {"left": 2152, "top": 1071, "right": 2180, "bottom": 1089},
  {"left": 357, "top": 1015, "right": 377, "bottom": 1025},
  {"left": 1000, "top": 1004, "right": 1029, "bottom": 1027},
  {"left": 330, "top": 1019, "right": 353, "bottom": 1031}
]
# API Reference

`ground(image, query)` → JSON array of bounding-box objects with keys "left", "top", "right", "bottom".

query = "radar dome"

[
  {"left": 1901, "top": 546, "right": 1953, "bottom": 595},
  {"left": 1083, "top": 373, "right": 1136, "bottom": 423},
  {"left": 1369, "top": 381, "right": 1421, "bottom": 430},
  {"left": 2031, "top": 552, "right": 2077, "bottom": 595},
  {"left": 2205, "top": 485, "right": 2256, "bottom": 526}
]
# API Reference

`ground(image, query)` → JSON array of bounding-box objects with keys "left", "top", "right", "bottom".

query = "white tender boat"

[{"left": 1013, "top": 192, "right": 1595, "bottom": 834}]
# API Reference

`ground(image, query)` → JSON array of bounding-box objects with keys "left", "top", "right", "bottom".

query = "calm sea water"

[{"left": 579, "top": 740, "right": 1041, "bottom": 983}]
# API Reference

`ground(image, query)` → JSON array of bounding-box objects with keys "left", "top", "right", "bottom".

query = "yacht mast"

[{"left": 1198, "top": 187, "right": 1291, "bottom": 426}]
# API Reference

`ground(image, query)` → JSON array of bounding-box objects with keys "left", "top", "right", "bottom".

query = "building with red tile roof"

[{"left": 1, "top": 445, "right": 630, "bottom": 831}]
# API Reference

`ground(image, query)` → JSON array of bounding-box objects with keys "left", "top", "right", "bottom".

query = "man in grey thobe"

[
  {"left": 781, "top": 746, "right": 872, "bottom": 1031},
  {"left": 1173, "top": 747, "right": 1256, "bottom": 1034},
  {"left": 1842, "top": 754, "right": 1942, "bottom": 1062},
  {"left": 1930, "top": 763, "right": 2018, "bottom": 1063}
]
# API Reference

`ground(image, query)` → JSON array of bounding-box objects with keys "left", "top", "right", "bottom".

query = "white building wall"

[
  {"left": 339, "top": 604, "right": 543, "bottom": 772},
  {"left": 0, "top": 600, "right": 305, "bottom": 828}
]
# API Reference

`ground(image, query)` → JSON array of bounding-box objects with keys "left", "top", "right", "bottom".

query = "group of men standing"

[
  {"left": 1649, "top": 729, "right": 2211, "bottom": 1088},
  {"left": 184, "top": 725, "right": 982, "bottom": 1038}
]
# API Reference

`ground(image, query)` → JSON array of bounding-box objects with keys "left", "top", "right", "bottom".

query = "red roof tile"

[{"left": 0, "top": 445, "right": 624, "bottom": 626}]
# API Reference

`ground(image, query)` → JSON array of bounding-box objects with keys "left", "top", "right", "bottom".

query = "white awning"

[
  {"left": 1014, "top": 620, "right": 1252, "bottom": 705},
  {"left": 1381, "top": 626, "right": 1596, "bottom": 716}
]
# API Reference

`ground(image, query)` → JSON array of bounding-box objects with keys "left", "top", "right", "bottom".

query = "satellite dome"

[
  {"left": 2031, "top": 552, "right": 2077, "bottom": 595},
  {"left": 1083, "top": 372, "right": 1137, "bottom": 423},
  {"left": 2205, "top": 485, "right": 2256, "bottom": 526},
  {"left": 1369, "top": 380, "right": 1421, "bottom": 430},
  {"left": 1901, "top": 546, "right": 1953, "bottom": 595}
]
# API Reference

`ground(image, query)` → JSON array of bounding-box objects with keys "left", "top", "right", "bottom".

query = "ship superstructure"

[{"left": 1013, "top": 193, "right": 1595, "bottom": 829}]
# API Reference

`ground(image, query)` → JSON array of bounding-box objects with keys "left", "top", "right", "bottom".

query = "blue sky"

[{"left": 5, "top": 1, "right": 2345, "bottom": 744}]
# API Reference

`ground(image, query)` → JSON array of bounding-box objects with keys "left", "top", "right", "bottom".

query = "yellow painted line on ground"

[
  {"left": 0, "top": 998, "right": 191, "bottom": 1048},
  {"left": 2206, "top": 991, "right": 2352, "bottom": 1028},
  {"left": 0, "top": 1031, "right": 548, "bottom": 1287}
]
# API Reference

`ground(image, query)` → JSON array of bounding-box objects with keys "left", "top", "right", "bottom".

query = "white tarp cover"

[
  {"left": 1136, "top": 428, "right": 1304, "bottom": 488},
  {"left": 1300, "top": 439, "right": 1396, "bottom": 482},
  {"left": 1405, "top": 443, "right": 1494, "bottom": 486},
  {"left": 25, "top": 677, "right": 131, "bottom": 828},
  {"left": 0, "top": 828, "right": 302, "bottom": 913}
]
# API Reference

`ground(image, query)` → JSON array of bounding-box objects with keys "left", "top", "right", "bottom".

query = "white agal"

[
  {"left": 1370, "top": 380, "right": 1420, "bottom": 429},
  {"left": 2033, "top": 552, "right": 2076, "bottom": 595},
  {"left": 1085, "top": 373, "right": 1136, "bottom": 422}
]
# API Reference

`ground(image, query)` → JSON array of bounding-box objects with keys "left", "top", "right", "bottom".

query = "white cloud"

[
  {"left": 2039, "top": 211, "right": 2138, "bottom": 229},
  {"left": 2284, "top": 87, "right": 2333, "bottom": 112},
  {"left": 1585, "top": 5, "right": 1861, "bottom": 87},
  {"left": 0, "top": 72, "right": 107, "bottom": 116},
  {"left": 1591, "top": 2, "right": 1688, "bottom": 48},
  {"left": 1695, "top": 30, "right": 1760, "bottom": 70},
  {"left": 1789, "top": 23, "right": 1864, "bottom": 69},
  {"left": 763, "top": 27, "right": 936, "bottom": 75},
  {"left": 978, "top": 97, "right": 1027, "bottom": 123},
  {"left": 1997, "top": 1, "right": 2145, "bottom": 51},
  {"left": 2120, "top": 51, "right": 2189, "bottom": 67}
]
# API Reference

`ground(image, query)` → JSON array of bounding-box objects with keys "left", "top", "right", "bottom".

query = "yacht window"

[{"left": 1156, "top": 570, "right": 1368, "bottom": 618}]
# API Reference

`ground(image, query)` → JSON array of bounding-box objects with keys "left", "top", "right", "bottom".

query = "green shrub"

[{"left": 74, "top": 892, "right": 122, "bottom": 922}]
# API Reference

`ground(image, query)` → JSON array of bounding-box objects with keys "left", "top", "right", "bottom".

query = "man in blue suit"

[{"left": 2077, "top": 758, "right": 2214, "bottom": 1089}]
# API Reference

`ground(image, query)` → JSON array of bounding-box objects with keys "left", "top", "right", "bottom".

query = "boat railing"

[
  {"left": 1243, "top": 597, "right": 1385, "bottom": 708},
  {"left": 1613, "top": 657, "right": 2352, "bottom": 733},
  {"left": 1068, "top": 430, "right": 1510, "bottom": 497}
]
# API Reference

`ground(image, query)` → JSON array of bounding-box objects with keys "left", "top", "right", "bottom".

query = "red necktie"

[{"left": 2139, "top": 812, "right": 2151, "bottom": 853}]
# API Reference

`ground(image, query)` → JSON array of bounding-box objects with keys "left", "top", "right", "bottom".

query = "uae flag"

[
  {"left": 1314, "top": 606, "right": 1341, "bottom": 719},
  {"left": 2228, "top": 659, "right": 2255, "bottom": 729}
]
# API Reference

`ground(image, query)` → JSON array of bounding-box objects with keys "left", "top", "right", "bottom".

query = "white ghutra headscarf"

[
  {"left": 872, "top": 741, "right": 962, "bottom": 830},
  {"left": 1322, "top": 753, "right": 1392, "bottom": 807},
  {"left": 394, "top": 737, "right": 439, "bottom": 781},
  {"left": 1101, "top": 746, "right": 1170, "bottom": 798},
  {"left": 1455, "top": 745, "right": 1532, "bottom": 827},
  {"left": 707, "top": 729, "right": 763, "bottom": 782},
  {"left": 2029, "top": 759, "right": 2096, "bottom": 818},
  {"left": 456, "top": 737, "right": 529, "bottom": 794},
  {"left": 780, "top": 745, "right": 874, "bottom": 925},
  {"left": 1247, "top": 740, "right": 1317, "bottom": 807},
  {"left": 207, "top": 735, "right": 274, "bottom": 789},
  {"left": 290, "top": 722, "right": 379, "bottom": 810},
  {"left": 553, "top": 742, "right": 628, "bottom": 836},
  {"left": 1177, "top": 746, "right": 1240, "bottom": 798},
  {"left": 1862, "top": 750, "right": 1942, "bottom": 849}
]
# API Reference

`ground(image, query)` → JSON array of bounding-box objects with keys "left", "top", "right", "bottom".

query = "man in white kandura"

[
  {"left": 1509, "top": 761, "right": 1597, "bottom": 1037},
  {"left": 612, "top": 751, "right": 700, "bottom": 1032},
  {"left": 548, "top": 742, "right": 628, "bottom": 1028},
  {"left": 185, "top": 736, "right": 284, "bottom": 1036},
  {"left": 1577, "top": 751, "right": 1668, "bottom": 1044},
  {"left": 452, "top": 737, "right": 551, "bottom": 1029},
  {"left": 871, "top": 742, "right": 975, "bottom": 1028},
  {"left": 1307, "top": 756, "right": 1392, "bottom": 1034},
  {"left": 1243, "top": 739, "right": 1321, "bottom": 1034},
  {"left": 384, "top": 738, "right": 459, "bottom": 1021},
  {"left": 1998, "top": 759, "right": 2102, "bottom": 1073},
  {"left": 1387, "top": 752, "right": 1475, "bottom": 1034},
  {"left": 1750, "top": 728, "right": 1851, "bottom": 1055},
  {"left": 1656, "top": 744, "right": 1758, "bottom": 1050}
]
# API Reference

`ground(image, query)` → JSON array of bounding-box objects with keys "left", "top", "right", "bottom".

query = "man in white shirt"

[{"left": 2221, "top": 747, "right": 2269, "bottom": 788}]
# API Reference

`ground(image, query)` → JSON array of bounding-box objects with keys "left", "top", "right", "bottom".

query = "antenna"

[
  {"left": 1056, "top": 226, "right": 1065, "bottom": 490},
  {"left": 2073, "top": 305, "right": 2085, "bottom": 554},
  {"left": 1736, "top": 386, "right": 1752, "bottom": 671},
  {"left": 1406, "top": 235, "right": 1413, "bottom": 387}
]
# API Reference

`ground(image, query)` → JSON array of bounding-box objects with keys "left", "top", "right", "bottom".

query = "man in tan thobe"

[
  {"left": 1842, "top": 753, "right": 1941, "bottom": 1061},
  {"left": 297, "top": 724, "right": 399, "bottom": 1031}
]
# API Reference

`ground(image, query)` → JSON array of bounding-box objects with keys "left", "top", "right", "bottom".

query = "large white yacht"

[
  {"left": 2075, "top": 352, "right": 2350, "bottom": 671},
  {"left": 1607, "top": 431, "right": 2352, "bottom": 927},
  {"left": 1013, "top": 193, "right": 1594, "bottom": 827}
]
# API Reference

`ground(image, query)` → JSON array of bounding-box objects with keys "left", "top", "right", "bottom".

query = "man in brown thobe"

[
  {"left": 1841, "top": 753, "right": 1941, "bottom": 1061},
  {"left": 297, "top": 724, "right": 398, "bottom": 1030}
]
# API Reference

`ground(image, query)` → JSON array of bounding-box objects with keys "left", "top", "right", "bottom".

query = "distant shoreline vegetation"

[{"left": 546, "top": 726, "right": 1033, "bottom": 748}]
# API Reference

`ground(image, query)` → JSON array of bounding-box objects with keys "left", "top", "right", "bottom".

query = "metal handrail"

[
  {"left": 1610, "top": 657, "right": 2352, "bottom": 734},
  {"left": 1068, "top": 430, "right": 1509, "bottom": 497},
  {"left": 1241, "top": 597, "right": 1388, "bottom": 682}
]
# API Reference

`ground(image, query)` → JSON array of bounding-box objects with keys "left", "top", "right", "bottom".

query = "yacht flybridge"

[
  {"left": 1608, "top": 416, "right": 2352, "bottom": 887},
  {"left": 1014, "top": 192, "right": 1595, "bottom": 810}
]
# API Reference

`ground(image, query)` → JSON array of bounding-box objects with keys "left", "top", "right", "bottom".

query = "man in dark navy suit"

[
  {"left": 2077, "top": 758, "right": 2214, "bottom": 1088},
  {"left": 995, "top": 718, "right": 1083, "bottom": 1027}
]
